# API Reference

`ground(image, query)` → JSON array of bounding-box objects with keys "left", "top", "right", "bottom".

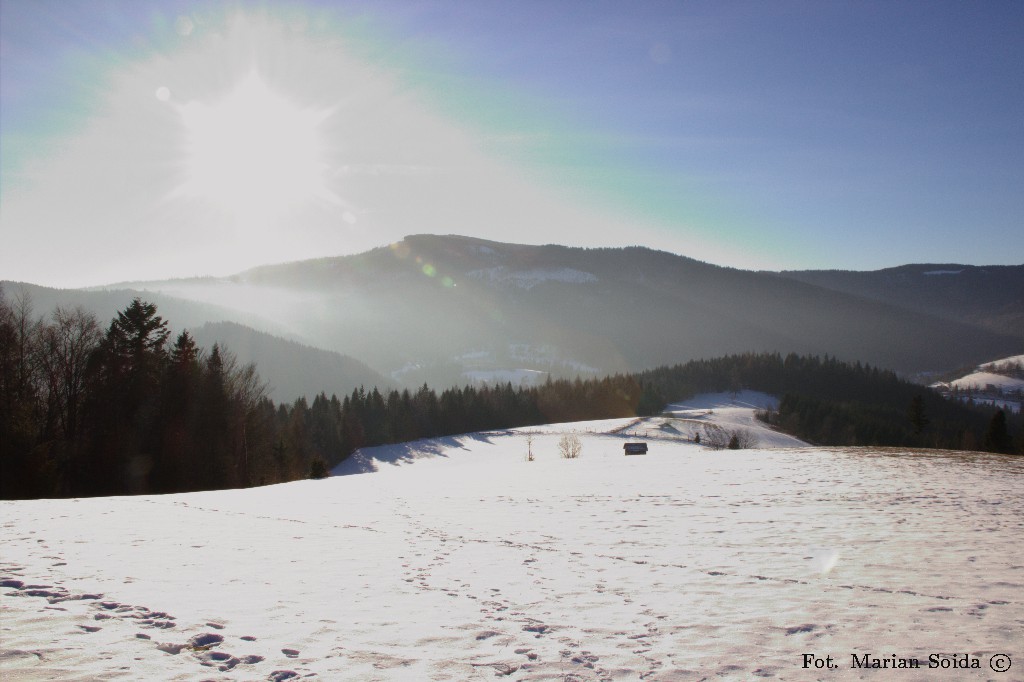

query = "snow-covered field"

[{"left": 2, "top": 396, "right": 1022, "bottom": 681}]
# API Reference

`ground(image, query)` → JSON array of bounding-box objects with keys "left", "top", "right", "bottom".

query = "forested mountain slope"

[
  {"left": 776, "top": 264, "right": 1024, "bottom": 339},
  {"left": 113, "top": 235, "right": 1019, "bottom": 383}
]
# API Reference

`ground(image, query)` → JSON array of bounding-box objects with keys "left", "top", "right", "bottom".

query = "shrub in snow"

[
  {"left": 558, "top": 433, "right": 582, "bottom": 459},
  {"left": 731, "top": 429, "right": 757, "bottom": 449},
  {"left": 701, "top": 424, "right": 729, "bottom": 450}
]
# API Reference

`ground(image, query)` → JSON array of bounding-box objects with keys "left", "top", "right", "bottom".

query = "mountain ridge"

[
  {"left": 776, "top": 263, "right": 1024, "bottom": 339},
  {"left": 8, "top": 235, "right": 1021, "bottom": 390}
]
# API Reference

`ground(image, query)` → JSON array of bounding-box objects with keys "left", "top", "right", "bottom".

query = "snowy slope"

[
  {"left": 948, "top": 371, "right": 1024, "bottom": 392},
  {"left": 980, "top": 354, "right": 1024, "bottom": 370},
  {"left": 935, "top": 354, "right": 1024, "bottom": 392},
  {"left": 933, "top": 354, "right": 1024, "bottom": 412},
  {"left": 2, "top": 413, "right": 1021, "bottom": 680},
  {"left": 662, "top": 390, "right": 807, "bottom": 449}
]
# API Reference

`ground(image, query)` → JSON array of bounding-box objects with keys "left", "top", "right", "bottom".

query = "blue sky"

[{"left": 1, "top": 0, "right": 1022, "bottom": 287}]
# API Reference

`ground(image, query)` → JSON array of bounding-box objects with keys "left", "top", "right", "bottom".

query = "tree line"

[
  {"left": 1, "top": 293, "right": 271, "bottom": 498},
  {"left": 0, "top": 292, "right": 645, "bottom": 498},
  {"left": 2, "top": 291, "right": 1019, "bottom": 499}
]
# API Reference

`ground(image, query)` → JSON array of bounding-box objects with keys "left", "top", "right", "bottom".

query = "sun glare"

[{"left": 173, "top": 71, "right": 336, "bottom": 223}]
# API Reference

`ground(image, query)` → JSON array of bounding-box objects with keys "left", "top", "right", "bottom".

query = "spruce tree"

[
  {"left": 982, "top": 409, "right": 1013, "bottom": 454},
  {"left": 908, "top": 394, "right": 930, "bottom": 435}
]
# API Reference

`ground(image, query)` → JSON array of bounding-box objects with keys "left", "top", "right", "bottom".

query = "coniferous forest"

[{"left": 1, "top": 291, "right": 1019, "bottom": 500}]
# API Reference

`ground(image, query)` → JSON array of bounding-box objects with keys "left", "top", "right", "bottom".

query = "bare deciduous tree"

[
  {"left": 730, "top": 429, "right": 757, "bottom": 449},
  {"left": 700, "top": 424, "right": 757, "bottom": 450},
  {"left": 38, "top": 306, "right": 101, "bottom": 441},
  {"left": 701, "top": 424, "right": 729, "bottom": 450},
  {"left": 558, "top": 432, "right": 582, "bottom": 459}
]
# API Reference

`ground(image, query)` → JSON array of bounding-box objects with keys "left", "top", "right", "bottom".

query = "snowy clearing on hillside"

[
  {"left": 947, "top": 371, "right": 1024, "bottom": 393},
  {"left": 466, "top": 266, "right": 598, "bottom": 290},
  {"left": 932, "top": 355, "right": 1024, "bottom": 413},
  {"left": 463, "top": 369, "right": 548, "bottom": 387},
  {"left": 936, "top": 355, "right": 1024, "bottom": 390},
  {"left": 980, "top": 355, "right": 1024, "bottom": 371},
  {"left": 660, "top": 390, "right": 807, "bottom": 449},
  {"left": 2, "top": 406, "right": 1022, "bottom": 681}
]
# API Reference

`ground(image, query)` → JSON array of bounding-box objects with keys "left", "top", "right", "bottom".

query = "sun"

[{"left": 172, "top": 71, "right": 336, "bottom": 223}]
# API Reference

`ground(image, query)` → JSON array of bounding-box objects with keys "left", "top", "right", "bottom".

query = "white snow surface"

[{"left": 3, "top": 403, "right": 1022, "bottom": 680}]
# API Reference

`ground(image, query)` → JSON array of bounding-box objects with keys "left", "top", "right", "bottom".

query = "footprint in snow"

[
  {"left": 197, "top": 650, "right": 239, "bottom": 671},
  {"left": 269, "top": 671, "right": 299, "bottom": 681},
  {"left": 569, "top": 651, "right": 599, "bottom": 669},
  {"left": 475, "top": 630, "right": 502, "bottom": 640},
  {"left": 186, "top": 632, "right": 224, "bottom": 649}
]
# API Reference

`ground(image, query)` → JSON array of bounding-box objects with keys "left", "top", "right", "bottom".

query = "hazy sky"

[{"left": 2, "top": 0, "right": 1022, "bottom": 287}]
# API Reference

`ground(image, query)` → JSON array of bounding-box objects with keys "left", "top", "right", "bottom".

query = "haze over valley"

[{"left": 6, "top": 235, "right": 1022, "bottom": 400}]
